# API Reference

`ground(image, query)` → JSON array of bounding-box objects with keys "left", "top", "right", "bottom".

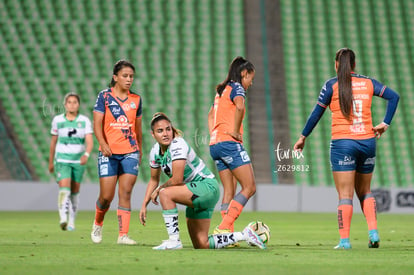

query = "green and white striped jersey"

[
  {"left": 149, "top": 137, "right": 214, "bottom": 182},
  {"left": 50, "top": 113, "right": 93, "bottom": 163}
]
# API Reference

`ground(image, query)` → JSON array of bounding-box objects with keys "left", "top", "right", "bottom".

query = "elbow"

[
  {"left": 395, "top": 93, "right": 400, "bottom": 104},
  {"left": 236, "top": 105, "right": 245, "bottom": 112}
]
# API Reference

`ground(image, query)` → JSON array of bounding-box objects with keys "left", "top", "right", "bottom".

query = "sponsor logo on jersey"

[
  {"left": 171, "top": 147, "right": 183, "bottom": 157},
  {"left": 68, "top": 128, "right": 77, "bottom": 138},
  {"left": 349, "top": 123, "right": 366, "bottom": 134},
  {"left": 111, "top": 107, "right": 121, "bottom": 116},
  {"left": 352, "top": 81, "right": 368, "bottom": 91},
  {"left": 162, "top": 164, "right": 171, "bottom": 176},
  {"left": 108, "top": 100, "right": 118, "bottom": 106},
  {"left": 109, "top": 115, "right": 131, "bottom": 129}
]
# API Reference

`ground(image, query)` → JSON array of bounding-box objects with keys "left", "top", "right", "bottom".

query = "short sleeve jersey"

[
  {"left": 317, "top": 73, "right": 387, "bottom": 139},
  {"left": 209, "top": 81, "right": 246, "bottom": 145},
  {"left": 149, "top": 137, "right": 215, "bottom": 182},
  {"left": 93, "top": 88, "right": 142, "bottom": 154},
  {"left": 50, "top": 113, "right": 93, "bottom": 163}
]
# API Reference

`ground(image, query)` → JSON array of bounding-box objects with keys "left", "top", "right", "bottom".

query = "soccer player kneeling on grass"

[{"left": 139, "top": 112, "right": 266, "bottom": 250}]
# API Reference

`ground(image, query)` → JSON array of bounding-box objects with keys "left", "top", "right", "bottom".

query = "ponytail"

[
  {"left": 216, "top": 56, "right": 255, "bottom": 96},
  {"left": 335, "top": 48, "right": 356, "bottom": 120}
]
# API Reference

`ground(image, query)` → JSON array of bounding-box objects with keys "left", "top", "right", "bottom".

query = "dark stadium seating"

[
  {"left": 1, "top": 0, "right": 245, "bottom": 182},
  {"left": 1, "top": 0, "right": 412, "bottom": 187}
]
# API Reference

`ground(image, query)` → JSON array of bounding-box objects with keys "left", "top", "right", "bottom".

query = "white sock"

[
  {"left": 162, "top": 208, "right": 180, "bottom": 241},
  {"left": 58, "top": 188, "right": 71, "bottom": 224},
  {"left": 68, "top": 192, "right": 79, "bottom": 227},
  {"left": 209, "top": 232, "right": 244, "bottom": 249}
]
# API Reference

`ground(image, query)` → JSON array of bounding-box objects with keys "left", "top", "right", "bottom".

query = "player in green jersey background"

[{"left": 49, "top": 92, "right": 93, "bottom": 231}]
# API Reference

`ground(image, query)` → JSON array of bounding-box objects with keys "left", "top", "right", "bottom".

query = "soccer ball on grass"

[{"left": 248, "top": 221, "right": 270, "bottom": 244}]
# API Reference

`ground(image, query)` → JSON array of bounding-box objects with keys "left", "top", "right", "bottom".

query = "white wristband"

[{"left": 84, "top": 152, "right": 90, "bottom": 157}]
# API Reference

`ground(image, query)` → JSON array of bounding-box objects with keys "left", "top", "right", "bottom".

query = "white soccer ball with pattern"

[{"left": 248, "top": 221, "right": 270, "bottom": 244}]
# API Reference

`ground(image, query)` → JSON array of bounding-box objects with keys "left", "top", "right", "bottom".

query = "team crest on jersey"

[
  {"left": 122, "top": 103, "right": 131, "bottom": 111},
  {"left": 130, "top": 102, "right": 136, "bottom": 109},
  {"left": 77, "top": 122, "right": 82, "bottom": 128}
]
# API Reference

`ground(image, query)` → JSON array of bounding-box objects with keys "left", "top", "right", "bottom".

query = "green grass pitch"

[{"left": 0, "top": 211, "right": 413, "bottom": 274}]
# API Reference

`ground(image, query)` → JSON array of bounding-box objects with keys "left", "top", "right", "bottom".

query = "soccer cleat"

[
  {"left": 368, "top": 229, "right": 380, "bottom": 248},
  {"left": 117, "top": 235, "right": 137, "bottom": 245},
  {"left": 213, "top": 226, "right": 231, "bottom": 234},
  {"left": 242, "top": 225, "right": 266, "bottom": 249},
  {"left": 60, "top": 222, "right": 67, "bottom": 231},
  {"left": 213, "top": 226, "right": 240, "bottom": 247},
  {"left": 67, "top": 226, "right": 75, "bottom": 232},
  {"left": 91, "top": 224, "right": 103, "bottom": 244},
  {"left": 334, "top": 238, "right": 352, "bottom": 250},
  {"left": 152, "top": 239, "right": 183, "bottom": 250}
]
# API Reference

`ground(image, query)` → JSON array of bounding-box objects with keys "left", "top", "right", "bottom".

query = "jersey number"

[{"left": 352, "top": 100, "right": 363, "bottom": 124}]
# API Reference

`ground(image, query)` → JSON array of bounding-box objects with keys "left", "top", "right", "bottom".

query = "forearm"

[
  {"left": 143, "top": 180, "right": 159, "bottom": 206},
  {"left": 381, "top": 87, "right": 400, "bottom": 125},
  {"left": 94, "top": 125, "right": 107, "bottom": 147},
  {"left": 301, "top": 104, "right": 326, "bottom": 137},
  {"left": 136, "top": 131, "right": 142, "bottom": 152},
  {"left": 49, "top": 147, "right": 55, "bottom": 164},
  {"left": 233, "top": 107, "right": 244, "bottom": 133},
  {"left": 49, "top": 137, "right": 57, "bottom": 164},
  {"left": 159, "top": 178, "right": 184, "bottom": 189},
  {"left": 85, "top": 135, "right": 93, "bottom": 154}
]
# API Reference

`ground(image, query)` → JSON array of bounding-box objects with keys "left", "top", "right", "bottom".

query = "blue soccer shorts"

[
  {"left": 209, "top": 141, "right": 251, "bottom": 171},
  {"left": 98, "top": 151, "right": 140, "bottom": 177},
  {"left": 330, "top": 138, "right": 376, "bottom": 173}
]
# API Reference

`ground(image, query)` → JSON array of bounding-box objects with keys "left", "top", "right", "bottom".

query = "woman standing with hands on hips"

[
  {"left": 208, "top": 56, "right": 256, "bottom": 236},
  {"left": 91, "top": 60, "right": 143, "bottom": 245},
  {"left": 294, "top": 48, "right": 399, "bottom": 249}
]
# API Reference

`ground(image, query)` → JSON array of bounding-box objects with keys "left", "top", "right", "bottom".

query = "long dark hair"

[
  {"left": 150, "top": 112, "right": 182, "bottom": 138},
  {"left": 110, "top": 60, "right": 135, "bottom": 87},
  {"left": 335, "top": 48, "right": 355, "bottom": 120},
  {"left": 216, "top": 56, "right": 255, "bottom": 96}
]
